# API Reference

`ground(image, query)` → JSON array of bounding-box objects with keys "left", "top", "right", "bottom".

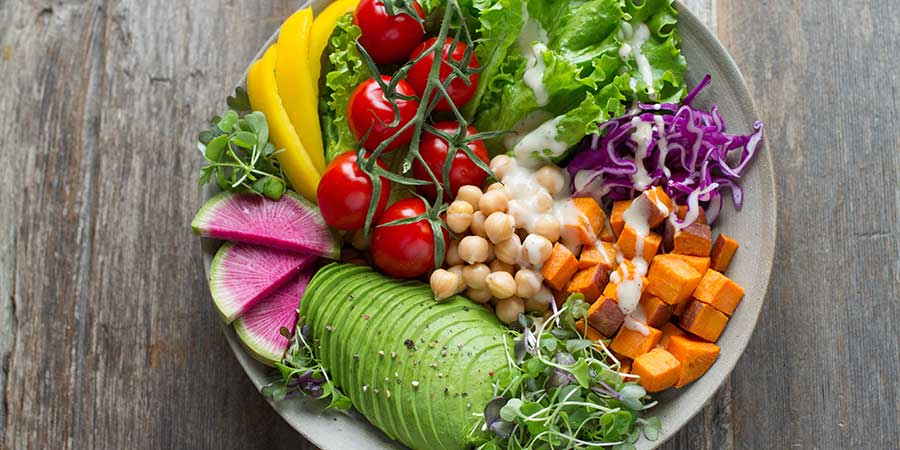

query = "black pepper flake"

[
  {"left": 404, "top": 339, "right": 415, "bottom": 350},
  {"left": 348, "top": 294, "right": 355, "bottom": 302},
  {"left": 442, "top": 345, "right": 448, "bottom": 350},
  {"left": 396, "top": 379, "right": 401, "bottom": 385},
  {"left": 325, "top": 325, "right": 335, "bottom": 332},
  {"left": 353, "top": 354, "right": 360, "bottom": 361},
  {"left": 363, "top": 314, "right": 370, "bottom": 321},
  {"left": 462, "top": 392, "right": 468, "bottom": 398},
  {"left": 463, "top": 306, "right": 470, "bottom": 312},
  {"left": 444, "top": 387, "right": 449, "bottom": 394}
]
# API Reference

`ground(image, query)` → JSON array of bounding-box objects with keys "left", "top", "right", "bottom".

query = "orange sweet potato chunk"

[
  {"left": 579, "top": 242, "right": 617, "bottom": 270},
  {"left": 675, "top": 204, "right": 707, "bottom": 225},
  {"left": 587, "top": 296, "right": 625, "bottom": 337},
  {"left": 542, "top": 243, "right": 579, "bottom": 291},
  {"left": 658, "top": 322, "right": 687, "bottom": 348},
  {"left": 617, "top": 226, "right": 663, "bottom": 262},
  {"left": 610, "top": 325, "right": 662, "bottom": 359},
  {"left": 693, "top": 270, "right": 745, "bottom": 315},
  {"left": 646, "top": 255, "right": 702, "bottom": 305},
  {"left": 566, "top": 265, "right": 610, "bottom": 303},
  {"left": 673, "top": 298, "right": 689, "bottom": 317},
  {"left": 710, "top": 233, "right": 739, "bottom": 272},
  {"left": 679, "top": 300, "right": 729, "bottom": 342},
  {"left": 572, "top": 197, "right": 606, "bottom": 236},
  {"left": 658, "top": 254, "right": 710, "bottom": 275},
  {"left": 640, "top": 294, "right": 674, "bottom": 328},
  {"left": 634, "top": 186, "right": 674, "bottom": 228},
  {"left": 673, "top": 222, "right": 712, "bottom": 257},
  {"left": 610, "top": 200, "right": 632, "bottom": 236},
  {"left": 599, "top": 220, "right": 616, "bottom": 242},
  {"left": 666, "top": 335, "right": 720, "bottom": 388},
  {"left": 633, "top": 348, "right": 682, "bottom": 392}
]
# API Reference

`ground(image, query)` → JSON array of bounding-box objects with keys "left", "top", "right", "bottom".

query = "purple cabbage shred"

[{"left": 567, "top": 75, "right": 764, "bottom": 224}]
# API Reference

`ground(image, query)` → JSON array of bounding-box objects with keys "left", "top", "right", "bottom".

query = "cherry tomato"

[
  {"left": 413, "top": 122, "right": 490, "bottom": 198},
  {"left": 354, "top": 0, "right": 426, "bottom": 65},
  {"left": 407, "top": 38, "right": 480, "bottom": 111},
  {"left": 348, "top": 75, "right": 420, "bottom": 152},
  {"left": 371, "top": 198, "right": 448, "bottom": 278},
  {"left": 317, "top": 152, "right": 391, "bottom": 231}
]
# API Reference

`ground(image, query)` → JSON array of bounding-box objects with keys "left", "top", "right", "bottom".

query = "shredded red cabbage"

[{"left": 567, "top": 75, "right": 764, "bottom": 224}]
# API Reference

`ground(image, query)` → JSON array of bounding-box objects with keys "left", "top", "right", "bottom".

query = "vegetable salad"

[{"left": 191, "top": 0, "right": 765, "bottom": 449}]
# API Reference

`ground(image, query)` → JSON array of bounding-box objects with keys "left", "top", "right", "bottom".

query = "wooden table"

[{"left": 0, "top": 0, "right": 897, "bottom": 448}]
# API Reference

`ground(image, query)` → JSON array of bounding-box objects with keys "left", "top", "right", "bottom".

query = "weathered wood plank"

[{"left": 716, "top": 0, "right": 900, "bottom": 448}]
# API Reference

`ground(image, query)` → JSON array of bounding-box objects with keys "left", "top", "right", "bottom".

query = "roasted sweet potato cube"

[
  {"left": 587, "top": 296, "right": 626, "bottom": 337},
  {"left": 610, "top": 325, "right": 662, "bottom": 359},
  {"left": 633, "top": 348, "right": 682, "bottom": 392},
  {"left": 542, "top": 243, "right": 579, "bottom": 290},
  {"left": 679, "top": 300, "right": 729, "bottom": 342},
  {"left": 604, "top": 262, "right": 650, "bottom": 302},
  {"left": 659, "top": 322, "right": 687, "bottom": 348},
  {"left": 619, "top": 359, "right": 633, "bottom": 379},
  {"left": 710, "top": 233, "right": 739, "bottom": 272},
  {"left": 579, "top": 242, "right": 617, "bottom": 270},
  {"left": 562, "top": 221, "right": 594, "bottom": 245},
  {"left": 673, "top": 299, "right": 689, "bottom": 317},
  {"left": 646, "top": 255, "right": 703, "bottom": 305},
  {"left": 599, "top": 220, "right": 616, "bottom": 242},
  {"left": 640, "top": 294, "right": 674, "bottom": 327},
  {"left": 575, "top": 319, "right": 604, "bottom": 342},
  {"left": 693, "top": 270, "right": 745, "bottom": 315},
  {"left": 673, "top": 222, "right": 712, "bottom": 257},
  {"left": 566, "top": 265, "right": 611, "bottom": 303},
  {"left": 675, "top": 204, "right": 707, "bottom": 225},
  {"left": 572, "top": 197, "right": 606, "bottom": 236},
  {"left": 659, "top": 254, "right": 711, "bottom": 275},
  {"left": 617, "top": 226, "right": 663, "bottom": 261},
  {"left": 631, "top": 187, "right": 674, "bottom": 228},
  {"left": 610, "top": 200, "right": 632, "bottom": 236},
  {"left": 666, "top": 335, "right": 720, "bottom": 388}
]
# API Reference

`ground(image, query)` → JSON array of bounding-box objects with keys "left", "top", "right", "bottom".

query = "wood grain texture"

[{"left": 0, "top": 0, "right": 896, "bottom": 449}]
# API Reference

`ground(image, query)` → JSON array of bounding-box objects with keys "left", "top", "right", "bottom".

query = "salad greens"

[
  {"left": 466, "top": 0, "right": 687, "bottom": 162},
  {"left": 198, "top": 88, "right": 287, "bottom": 200},
  {"left": 472, "top": 296, "right": 660, "bottom": 450},
  {"left": 319, "top": 15, "right": 369, "bottom": 162}
]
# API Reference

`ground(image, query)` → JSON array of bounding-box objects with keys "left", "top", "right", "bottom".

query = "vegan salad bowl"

[{"left": 193, "top": 0, "right": 775, "bottom": 448}]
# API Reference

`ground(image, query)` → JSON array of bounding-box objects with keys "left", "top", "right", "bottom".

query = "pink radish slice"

[
  {"left": 233, "top": 271, "right": 311, "bottom": 366},
  {"left": 210, "top": 242, "right": 315, "bottom": 323},
  {"left": 192, "top": 191, "right": 340, "bottom": 259}
]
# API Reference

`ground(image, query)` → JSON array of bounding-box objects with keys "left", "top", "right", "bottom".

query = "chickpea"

[
  {"left": 494, "top": 234, "right": 522, "bottom": 265},
  {"left": 507, "top": 200, "right": 529, "bottom": 230},
  {"left": 485, "top": 241, "right": 495, "bottom": 263},
  {"left": 446, "top": 240, "right": 463, "bottom": 266},
  {"left": 430, "top": 269, "right": 461, "bottom": 301},
  {"left": 485, "top": 212, "right": 515, "bottom": 244},
  {"left": 534, "top": 165, "right": 566, "bottom": 196},
  {"left": 522, "top": 234, "right": 553, "bottom": 267},
  {"left": 531, "top": 214, "right": 561, "bottom": 242},
  {"left": 486, "top": 182, "right": 510, "bottom": 200},
  {"left": 524, "top": 286, "right": 553, "bottom": 313},
  {"left": 466, "top": 288, "right": 493, "bottom": 304},
  {"left": 446, "top": 200, "right": 474, "bottom": 234},
  {"left": 485, "top": 271, "right": 517, "bottom": 299},
  {"left": 534, "top": 192, "right": 553, "bottom": 213},
  {"left": 495, "top": 297, "right": 525, "bottom": 324},
  {"left": 448, "top": 265, "right": 466, "bottom": 293},
  {"left": 490, "top": 154, "right": 515, "bottom": 180},
  {"left": 490, "top": 259, "right": 515, "bottom": 275},
  {"left": 456, "top": 185, "right": 483, "bottom": 210},
  {"left": 350, "top": 229, "right": 371, "bottom": 251},
  {"left": 470, "top": 211, "right": 487, "bottom": 237},
  {"left": 515, "top": 269, "right": 542, "bottom": 299},
  {"left": 478, "top": 189, "right": 508, "bottom": 216},
  {"left": 458, "top": 236, "right": 490, "bottom": 264},
  {"left": 462, "top": 263, "right": 491, "bottom": 290}
]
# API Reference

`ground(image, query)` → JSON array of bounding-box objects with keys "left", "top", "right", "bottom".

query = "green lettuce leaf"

[
  {"left": 320, "top": 14, "right": 369, "bottom": 162},
  {"left": 468, "top": 0, "right": 687, "bottom": 163}
]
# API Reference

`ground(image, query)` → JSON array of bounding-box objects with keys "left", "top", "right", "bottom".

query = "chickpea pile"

[{"left": 429, "top": 155, "right": 571, "bottom": 325}]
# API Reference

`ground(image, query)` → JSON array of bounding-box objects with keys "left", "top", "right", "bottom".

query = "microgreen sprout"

[{"left": 470, "top": 295, "right": 661, "bottom": 450}]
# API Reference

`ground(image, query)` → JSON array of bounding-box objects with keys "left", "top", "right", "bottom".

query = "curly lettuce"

[
  {"left": 468, "top": 0, "right": 687, "bottom": 163},
  {"left": 319, "top": 14, "right": 369, "bottom": 162}
]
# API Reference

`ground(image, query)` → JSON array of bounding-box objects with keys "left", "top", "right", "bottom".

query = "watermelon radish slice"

[
  {"left": 192, "top": 191, "right": 340, "bottom": 259},
  {"left": 210, "top": 242, "right": 316, "bottom": 323},
  {"left": 234, "top": 271, "right": 311, "bottom": 366}
]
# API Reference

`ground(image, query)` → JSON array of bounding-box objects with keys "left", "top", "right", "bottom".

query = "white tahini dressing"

[
  {"left": 518, "top": 13, "right": 550, "bottom": 106},
  {"left": 513, "top": 116, "right": 567, "bottom": 167},
  {"left": 504, "top": 110, "right": 554, "bottom": 150},
  {"left": 630, "top": 117, "right": 654, "bottom": 190},
  {"left": 653, "top": 115, "right": 672, "bottom": 178},
  {"left": 614, "top": 195, "right": 654, "bottom": 336},
  {"left": 618, "top": 22, "right": 656, "bottom": 101}
]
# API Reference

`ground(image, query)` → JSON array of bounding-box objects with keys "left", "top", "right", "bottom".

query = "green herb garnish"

[
  {"left": 471, "top": 296, "right": 660, "bottom": 450},
  {"left": 198, "top": 88, "right": 287, "bottom": 200}
]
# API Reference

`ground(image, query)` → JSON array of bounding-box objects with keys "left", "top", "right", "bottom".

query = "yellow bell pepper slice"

[
  {"left": 247, "top": 45, "right": 321, "bottom": 202},
  {"left": 275, "top": 9, "right": 326, "bottom": 174},
  {"left": 309, "top": 0, "right": 361, "bottom": 97}
]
